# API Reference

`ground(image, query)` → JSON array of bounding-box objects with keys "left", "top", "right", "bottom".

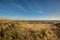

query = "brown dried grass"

[{"left": 0, "top": 20, "right": 60, "bottom": 40}]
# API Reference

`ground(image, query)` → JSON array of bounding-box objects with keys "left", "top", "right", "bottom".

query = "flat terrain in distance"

[{"left": 0, "top": 20, "right": 60, "bottom": 40}]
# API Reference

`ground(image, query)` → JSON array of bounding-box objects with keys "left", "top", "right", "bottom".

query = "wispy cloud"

[{"left": 10, "top": 0, "right": 27, "bottom": 12}]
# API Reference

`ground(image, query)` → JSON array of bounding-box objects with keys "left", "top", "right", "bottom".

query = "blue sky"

[{"left": 0, "top": 0, "right": 60, "bottom": 20}]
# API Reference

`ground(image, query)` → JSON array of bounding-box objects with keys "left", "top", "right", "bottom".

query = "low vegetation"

[{"left": 0, "top": 20, "right": 60, "bottom": 40}]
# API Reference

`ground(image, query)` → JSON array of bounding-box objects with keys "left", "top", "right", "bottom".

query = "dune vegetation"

[{"left": 0, "top": 20, "right": 60, "bottom": 40}]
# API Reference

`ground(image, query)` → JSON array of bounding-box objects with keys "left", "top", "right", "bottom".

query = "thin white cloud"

[{"left": 10, "top": 0, "right": 27, "bottom": 12}]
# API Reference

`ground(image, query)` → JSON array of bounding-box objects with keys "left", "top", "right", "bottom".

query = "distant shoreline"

[{"left": 0, "top": 19, "right": 60, "bottom": 22}]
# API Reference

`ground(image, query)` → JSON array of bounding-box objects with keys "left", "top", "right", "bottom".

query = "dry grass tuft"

[{"left": 0, "top": 20, "right": 60, "bottom": 40}]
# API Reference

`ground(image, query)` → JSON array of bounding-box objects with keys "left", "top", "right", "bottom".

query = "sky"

[{"left": 0, "top": 0, "right": 60, "bottom": 20}]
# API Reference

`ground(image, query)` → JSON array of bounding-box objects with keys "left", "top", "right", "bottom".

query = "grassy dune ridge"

[{"left": 0, "top": 20, "right": 60, "bottom": 40}]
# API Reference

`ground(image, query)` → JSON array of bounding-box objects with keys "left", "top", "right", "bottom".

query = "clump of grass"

[{"left": 0, "top": 20, "right": 60, "bottom": 40}]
